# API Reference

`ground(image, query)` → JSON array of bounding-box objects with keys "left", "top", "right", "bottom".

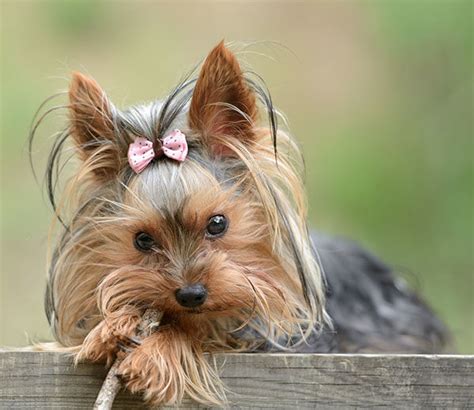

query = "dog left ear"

[
  {"left": 189, "top": 41, "right": 258, "bottom": 150},
  {"left": 69, "top": 72, "right": 125, "bottom": 181}
]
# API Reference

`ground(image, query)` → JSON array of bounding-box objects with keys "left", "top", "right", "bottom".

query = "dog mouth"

[
  {"left": 158, "top": 308, "right": 207, "bottom": 325},
  {"left": 187, "top": 309, "right": 204, "bottom": 315},
  {"left": 158, "top": 306, "right": 232, "bottom": 326},
  {"left": 179, "top": 307, "right": 216, "bottom": 316}
]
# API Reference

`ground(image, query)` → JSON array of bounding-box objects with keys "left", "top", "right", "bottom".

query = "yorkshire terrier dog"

[{"left": 31, "top": 42, "right": 448, "bottom": 406}]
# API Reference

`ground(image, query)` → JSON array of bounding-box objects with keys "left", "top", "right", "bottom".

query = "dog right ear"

[
  {"left": 188, "top": 41, "right": 258, "bottom": 155},
  {"left": 69, "top": 72, "right": 126, "bottom": 181}
]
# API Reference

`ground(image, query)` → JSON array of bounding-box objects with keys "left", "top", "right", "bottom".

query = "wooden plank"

[{"left": 0, "top": 351, "right": 473, "bottom": 409}]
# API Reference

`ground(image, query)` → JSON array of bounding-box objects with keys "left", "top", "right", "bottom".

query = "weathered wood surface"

[{"left": 1, "top": 351, "right": 473, "bottom": 409}]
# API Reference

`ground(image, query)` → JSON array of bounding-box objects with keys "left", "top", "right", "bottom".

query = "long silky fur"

[{"left": 31, "top": 43, "right": 329, "bottom": 405}]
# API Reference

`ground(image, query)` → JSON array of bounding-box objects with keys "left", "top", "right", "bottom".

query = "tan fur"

[
  {"left": 46, "top": 42, "right": 328, "bottom": 406},
  {"left": 69, "top": 72, "right": 128, "bottom": 180},
  {"left": 189, "top": 40, "right": 258, "bottom": 150}
]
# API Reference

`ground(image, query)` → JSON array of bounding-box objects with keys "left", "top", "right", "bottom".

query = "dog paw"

[
  {"left": 118, "top": 332, "right": 183, "bottom": 405},
  {"left": 77, "top": 312, "right": 141, "bottom": 365}
]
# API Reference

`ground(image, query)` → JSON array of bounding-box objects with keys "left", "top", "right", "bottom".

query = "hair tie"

[{"left": 128, "top": 129, "right": 188, "bottom": 174}]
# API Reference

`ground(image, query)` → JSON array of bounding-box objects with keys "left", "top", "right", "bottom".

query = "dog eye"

[
  {"left": 206, "top": 215, "right": 228, "bottom": 238},
  {"left": 134, "top": 232, "right": 155, "bottom": 252}
]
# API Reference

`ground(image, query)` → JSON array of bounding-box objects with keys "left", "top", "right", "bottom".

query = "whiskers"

[{"left": 34, "top": 41, "right": 328, "bottom": 406}]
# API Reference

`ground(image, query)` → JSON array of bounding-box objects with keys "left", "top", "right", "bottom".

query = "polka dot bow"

[{"left": 127, "top": 129, "right": 188, "bottom": 174}]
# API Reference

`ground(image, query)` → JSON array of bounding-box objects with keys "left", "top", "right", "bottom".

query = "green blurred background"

[{"left": 1, "top": 1, "right": 472, "bottom": 352}]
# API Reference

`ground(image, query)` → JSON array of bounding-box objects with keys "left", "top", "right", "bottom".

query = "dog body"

[
  {"left": 33, "top": 42, "right": 447, "bottom": 406},
  {"left": 249, "top": 232, "right": 447, "bottom": 354}
]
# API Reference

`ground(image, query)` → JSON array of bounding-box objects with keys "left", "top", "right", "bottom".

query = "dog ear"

[
  {"left": 69, "top": 72, "right": 125, "bottom": 181},
  {"left": 189, "top": 41, "right": 258, "bottom": 151}
]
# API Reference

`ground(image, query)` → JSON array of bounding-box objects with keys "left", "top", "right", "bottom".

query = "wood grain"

[{"left": 1, "top": 350, "right": 473, "bottom": 409}]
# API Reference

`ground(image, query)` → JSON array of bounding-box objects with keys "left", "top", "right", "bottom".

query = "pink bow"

[{"left": 128, "top": 129, "right": 188, "bottom": 174}]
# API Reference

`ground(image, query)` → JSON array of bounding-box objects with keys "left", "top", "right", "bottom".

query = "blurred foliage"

[
  {"left": 1, "top": 1, "right": 472, "bottom": 352},
  {"left": 45, "top": 0, "right": 104, "bottom": 35}
]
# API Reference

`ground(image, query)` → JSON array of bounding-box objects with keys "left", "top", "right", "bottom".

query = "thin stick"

[
  {"left": 93, "top": 358, "right": 123, "bottom": 410},
  {"left": 93, "top": 309, "right": 162, "bottom": 410}
]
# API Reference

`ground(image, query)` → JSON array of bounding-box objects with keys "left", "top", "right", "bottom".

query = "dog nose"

[{"left": 175, "top": 283, "right": 208, "bottom": 308}]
